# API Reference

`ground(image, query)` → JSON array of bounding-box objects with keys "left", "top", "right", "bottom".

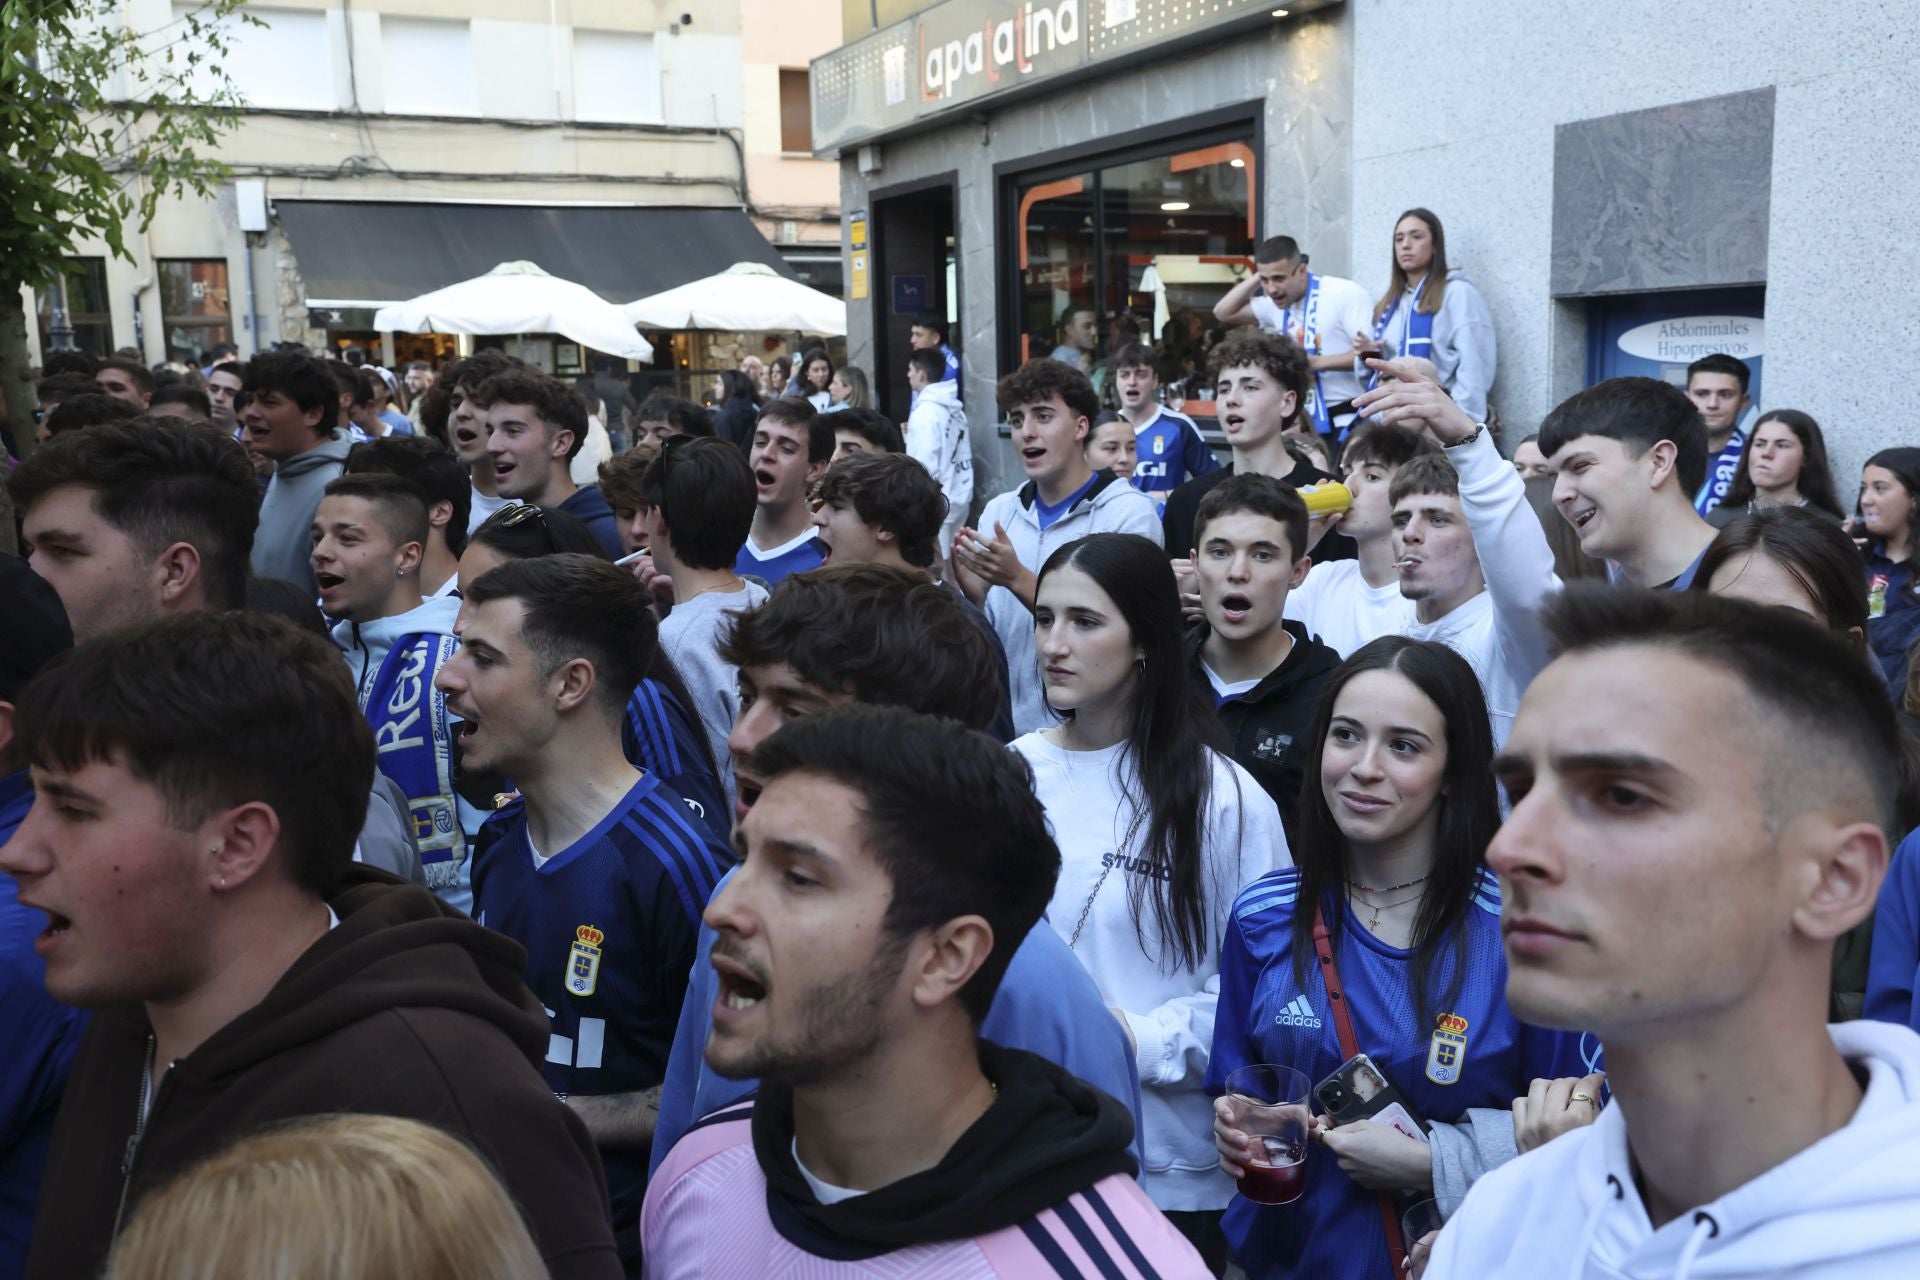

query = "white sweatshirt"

[
  {"left": 903, "top": 379, "right": 973, "bottom": 547},
  {"left": 1427, "top": 1020, "right": 1920, "bottom": 1280},
  {"left": 1011, "top": 732, "right": 1290, "bottom": 1212},
  {"left": 1285, "top": 557, "right": 1419, "bottom": 658},
  {"left": 1407, "top": 430, "right": 1559, "bottom": 748}
]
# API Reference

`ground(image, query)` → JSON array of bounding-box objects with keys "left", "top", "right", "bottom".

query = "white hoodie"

[
  {"left": 1012, "top": 732, "right": 1290, "bottom": 1212},
  {"left": 1427, "top": 1020, "right": 1920, "bottom": 1280},
  {"left": 904, "top": 378, "right": 973, "bottom": 547}
]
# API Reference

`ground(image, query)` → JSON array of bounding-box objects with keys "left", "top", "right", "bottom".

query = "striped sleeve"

[
  {"left": 976, "top": 1176, "right": 1212, "bottom": 1278},
  {"left": 625, "top": 793, "right": 728, "bottom": 926}
]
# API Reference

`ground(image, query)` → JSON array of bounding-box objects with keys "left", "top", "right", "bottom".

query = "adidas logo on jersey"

[{"left": 1274, "top": 995, "right": 1324, "bottom": 1029}]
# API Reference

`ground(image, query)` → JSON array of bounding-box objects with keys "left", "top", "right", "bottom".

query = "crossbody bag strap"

[{"left": 1312, "top": 904, "right": 1410, "bottom": 1276}]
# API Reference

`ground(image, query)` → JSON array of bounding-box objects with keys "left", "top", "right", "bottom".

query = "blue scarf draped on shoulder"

[
  {"left": 1367, "top": 277, "right": 1437, "bottom": 386},
  {"left": 361, "top": 632, "right": 465, "bottom": 891},
  {"left": 1693, "top": 427, "right": 1749, "bottom": 516}
]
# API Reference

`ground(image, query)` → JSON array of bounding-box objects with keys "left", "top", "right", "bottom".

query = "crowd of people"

[{"left": 3, "top": 220, "right": 1920, "bottom": 1280}]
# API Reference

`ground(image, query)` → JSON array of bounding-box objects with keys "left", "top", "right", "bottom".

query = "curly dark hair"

[
  {"left": 995, "top": 358, "right": 1099, "bottom": 425},
  {"left": 472, "top": 371, "right": 589, "bottom": 461},
  {"left": 1206, "top": 330, "right": 1312, "bottom": 431}
]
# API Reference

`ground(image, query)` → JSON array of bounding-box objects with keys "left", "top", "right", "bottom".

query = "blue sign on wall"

[
  {"left": 891, "top": 274, "right": 929, "bottom": 316},
  {"left": 1587, "top": 286, "right": 1766, "bottom": 407}
]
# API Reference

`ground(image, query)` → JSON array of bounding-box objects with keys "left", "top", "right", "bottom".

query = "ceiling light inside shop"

[
  {"left": 1230, "top": 158, "right": 1246, "bottom": 168},
  {"left": 1272, "top": 8, "right": 1289, "bottom": 16},
  {"left": 1161, "top": 201, "right": 1191, "bottom": 211}
]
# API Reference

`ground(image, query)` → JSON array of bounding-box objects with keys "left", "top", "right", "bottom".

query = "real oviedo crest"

[
  {"left": 1425, "top": 1013, "right": 1470, "bottom": 1084},
  {"left": 567, "top": 925, "right": 605, "bottom": 998}
]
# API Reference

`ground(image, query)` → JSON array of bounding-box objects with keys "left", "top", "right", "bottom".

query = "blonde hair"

[{"left": 106, "top": 1114, "right": 550, "bottom": 1280}]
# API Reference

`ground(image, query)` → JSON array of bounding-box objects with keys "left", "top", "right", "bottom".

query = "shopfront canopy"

[
  {"left": 277, "top": 200, "right": 795, "bottom": 309},
  {"left": 623, "top": 261, "right": 846, "bottom": 336},
  {"left": 373, "top": 262, "right": 654, "bottom": 360}
]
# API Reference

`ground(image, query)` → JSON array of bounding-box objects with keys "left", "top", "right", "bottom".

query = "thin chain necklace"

[
  {"left": 1352, "top": 886, "right": 1425, "bottom": 932},
  {"left": 1353, "top": 874, "right": 1428, "bottom": 894}
]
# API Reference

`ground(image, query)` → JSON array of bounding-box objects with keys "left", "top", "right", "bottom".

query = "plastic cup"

[{"left": 1224, "top": 1064, "right": 1312, "bottom": 1206}]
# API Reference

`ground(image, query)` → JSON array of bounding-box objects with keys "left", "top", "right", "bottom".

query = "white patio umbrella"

[
  {"left": 374, "top": 261, "right": 653, "bottom": 360},
  {"left": 622, "top": 261, "right": 846, "bottom": 336}
]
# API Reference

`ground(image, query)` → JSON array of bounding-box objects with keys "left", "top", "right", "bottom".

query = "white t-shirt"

[
  {"left": 1250, "top": 273, "right": 1374, "bottom": 409},
  {"left": 468, "top": 486, "right": 510, "bottom": 535},
  {"left": 1284, "top": 559, "right": 1418, "bottom": 658},
  {"left": 1201, "top": 661, "right": 1261, "bottom": 703},
  {"left": 792, "top": 1140, "right": 862, "bottom": 1205},
  {"left": 657, "top": 582, "right": 771, "bottom": 807},
  {"left": 1010, "top": 732, "right": 1289, "bottom": 1212}
]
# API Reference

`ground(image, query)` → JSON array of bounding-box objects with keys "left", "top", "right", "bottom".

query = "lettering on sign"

[
  {"left": 922, "top": 0, "right": 1081, "bottom": 101},
  {"left": 1617, "top": 315, "right": 1765, "bottom": 363}
]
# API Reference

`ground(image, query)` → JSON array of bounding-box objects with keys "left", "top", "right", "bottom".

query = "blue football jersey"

[
  {"left": 1208, "top": 867, "right": 1600, "bottom": 1280},
  {"left": 472, "top": 772, "right": 728, "bottom": 1273},
  {"left": 622, "top": 677, "right": 728, "bottom": 840},
  {"left": 734, "top": 531, "right": 827, "bottom": 586},
  {"left": 1132, "top": 407, "right": 1222, "bottom": 495}
]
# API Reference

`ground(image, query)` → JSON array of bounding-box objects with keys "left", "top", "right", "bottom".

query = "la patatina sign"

[{"left": 808, "top": 0, "right": 1343, "bottom": 155}]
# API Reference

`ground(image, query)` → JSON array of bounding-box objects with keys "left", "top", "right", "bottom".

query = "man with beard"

[{"left": 641, "top": 704, "right": 1203, "bottom": 1276}]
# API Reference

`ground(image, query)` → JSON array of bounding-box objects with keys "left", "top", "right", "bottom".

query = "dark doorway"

[{"left": 872, "top": 177, "right": 958, "bottom": 421}]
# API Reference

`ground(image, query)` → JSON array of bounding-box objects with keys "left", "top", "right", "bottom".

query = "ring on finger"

[{"left": 1569, "top": 1091, "right": 1597, "bottom": 1106}]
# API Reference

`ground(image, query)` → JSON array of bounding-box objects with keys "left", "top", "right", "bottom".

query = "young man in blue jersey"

[
  {"left": 953, "top": 358, "right": 1162, "bottom": 733},
  {"left": 314, "top": 473, "right": 477, "bottom": 908},
  {"left": 1427, "top": 590, "right": 1920, "bottom": 1279},
  {"left": 909, "top": 310, "right": 961, "bottom": 396},
  {"left": 1112, "top": 341, "right": 1219, "bottom": 509},
  {"left": 477, "top": 370, "right": 623, "bottom": 559},
  {"left": 736, "top": 397, "right": 832, "bottom": 585},
  {"left": 437, "top": 553, "right": 730, "bottom": 1275},
  {"left": 650, "top": 564, "right": 1144, "bottom": 1173}
]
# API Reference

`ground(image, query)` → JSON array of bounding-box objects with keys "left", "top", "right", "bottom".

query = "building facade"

[
  {"left": 817, "top": 0, "right": 1916, "bottom": 504},
  {"left": 27, "top": 0, "right": 764, "bottom": 373}
]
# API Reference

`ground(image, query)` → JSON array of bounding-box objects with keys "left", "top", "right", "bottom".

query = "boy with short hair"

[
  {"left": 811, "top": 452, "right": 1015, "bottom": 741},
  {"left": 828, "top": 405, "right": 904, "bottom": 461},
  {"left": 1430, "top": 590, "right": 1920, "bottom": 1278},
  {"left": 904, "top": 347, "right": 973, "bottom": 556},
  {"left": 908, "top": 309, "right": 961, "bottom": 393},
  {"left": 440, "top": 555, "right": 729, "bottom": 1275},
  {"left": 643, "top": 706, "right": 1201, "bottom": 1276},
  {"left": 313, "top": 473, "right": 477, "bottom": 905},
  {"left": 630, "top": 394, "right": 713, "bottom": 454},
  {"left": 92, "top": 357, "right": 153, "bottom": 409},
  {"left": 1686, "top": 351, "right": 1754, "bottom": 516},
  {"left": 243, "top": 349, "right": 353, "bottom": 594},
  {"left": 476, "top": 370, "right": 622, "bottom": 559},
  {"left": 1185, "top": 474, "right": 1341, "bottom": 828},
  {"left": 635, "top": 437, "right": 770, "bottom": 803},
  {"left": 1536, "top": 375, "right": 1716, "bottom": 588},
  {"left": 1283, "top": 422, "right": 1437, "bottom": 656},
  {"left": 1111, "top": 341, "right": 1218, "bottom": 505},
  {"left": 953, "top": 358, "right": 1161, "bottom": 733},
  {"left": 737, "top": 397, "right": 833, "bottom": 584},
  {"left": 344, "top": 435, "right": 472, "bottom": 597}
]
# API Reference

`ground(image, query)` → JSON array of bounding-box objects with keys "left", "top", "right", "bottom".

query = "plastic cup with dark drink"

[{"left": 1224, "top": 1064, "right": 1312, "bottom": 1206}]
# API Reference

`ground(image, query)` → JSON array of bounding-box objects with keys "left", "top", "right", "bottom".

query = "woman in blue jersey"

[
  {"left": 1013, "top": 532, "right": 1289, "bottom": 1272},
  {"left": 1207, "top": 636, "right": 1599, "bottom": 1280}
]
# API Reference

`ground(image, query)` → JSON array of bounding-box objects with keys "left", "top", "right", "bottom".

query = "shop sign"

[
  {"left": 811, "top": 0, "right": 1342, "bottom": 153},
  {"left": 1616, "top": 315, "right": 1764, "bottom": 363}
]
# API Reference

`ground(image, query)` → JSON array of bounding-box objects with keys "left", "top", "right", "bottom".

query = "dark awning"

[{"left": 275, "top": 200, "right": 795, "bottom": 307}]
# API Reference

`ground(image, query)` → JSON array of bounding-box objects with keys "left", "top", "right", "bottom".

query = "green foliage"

[{"left": 0, "top": 0, "right": 256, "bottom": 291}]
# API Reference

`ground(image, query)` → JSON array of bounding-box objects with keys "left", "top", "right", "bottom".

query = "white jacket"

[
  {"left": 1012, "top": 733, "right": 1290, "bottom": 1212},
  {"left": 1407, "top": 429, "right": 1559, "bottom": 749},
  {"left": 1427, "top": 1020, "right": 1920, "bottom": 1280},
  {"left": 903, "top": 379, "right": 973, "bottom": 518}
]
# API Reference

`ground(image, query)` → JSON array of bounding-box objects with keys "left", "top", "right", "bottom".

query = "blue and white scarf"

[
  {"left": 361, "top": 632, "right": 465, "bottom": 883},
  {"left": 1366, "top": 276, "right": 1437, "bottom": 388},
  {"left": 1693, "top": 426, "right": 1748, "bottom": 517},
  {"left": 1277, "top": 272, "right": 1333, "bottom": 436}
]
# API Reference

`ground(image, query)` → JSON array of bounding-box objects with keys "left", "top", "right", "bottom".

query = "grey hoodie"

[{"left": 252, "top": 431, "right": 353, "bottom": 593}]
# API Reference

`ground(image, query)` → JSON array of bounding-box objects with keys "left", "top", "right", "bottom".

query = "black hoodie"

[
  {"left": 749, "top": 1041, "right": 1136, "bottom": 1259},
  {"left": 24, "top": 866, "right": 622, "bottom": 1280},
  {"left": 1185, "top": 619, "right": 1343, "bottom": 835}
]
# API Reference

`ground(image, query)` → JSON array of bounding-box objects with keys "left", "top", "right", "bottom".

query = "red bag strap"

[{"left": 1312, "top": 904, "right": 1410, "bottom": 1276}]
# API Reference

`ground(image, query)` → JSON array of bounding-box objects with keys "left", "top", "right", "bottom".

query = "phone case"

[{"left": 1314, "top": 1053, "right": 1430, "bottom": 1141}]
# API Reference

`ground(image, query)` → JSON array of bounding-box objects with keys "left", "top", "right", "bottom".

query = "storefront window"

[
  {"left": 158, "top": 259, "right": 233, "bottom": 364},
  {"left": 1011, "top": 129, "right": 1256, "bottom": 408},
  {"left": 36, "top": 258, "right": 112, "bottom": 356}
]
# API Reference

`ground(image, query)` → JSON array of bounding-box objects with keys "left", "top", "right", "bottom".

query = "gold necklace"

[{"left": 1352, "top": 887, "right": 1425, "bottom": 931}]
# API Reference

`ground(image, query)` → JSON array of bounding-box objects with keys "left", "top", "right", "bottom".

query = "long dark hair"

[
  {"left": 1720, "top": 409, "right": 1843, "bottom": 517},
  {"left": 1690, "top": 505, "right": 1869, "bottom": 639},
  {"left": 1288, "top": 637, "right": 1499, "bottom": 1029},
  {"left": 1372, "top": 207, "right": 1452, "bottom": 321},
  {"left": 1036, "top": 533, "right": 1230, "bottom": 972},
  {"left": 717, "top": 368, "right": 760, "bottom": 408}
]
